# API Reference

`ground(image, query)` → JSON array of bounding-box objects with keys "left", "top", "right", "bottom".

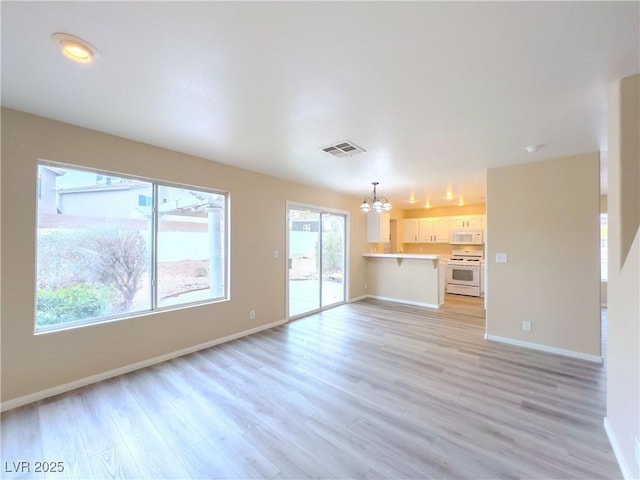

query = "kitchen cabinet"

[
  {"left": 404, "top": 214, "right": 484, "bottom": 244},
  {"left": 419, "top": 217, "right": 450, "bottom": 243},
  {"left": 404, "top": 216, "right": 451, "bottom": 243},
  {"left": 450, "top": 214, "right": 485, "bottom": 230},
  {"left": 367, "top": 212, "right": 390, "bottom": 243},
  {"left": 403, "top": 218, "right": 419, "bottom": 243}
]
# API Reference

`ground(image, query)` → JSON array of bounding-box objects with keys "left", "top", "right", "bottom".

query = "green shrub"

[
  {"left": 36, "top": 284, "right": 115, "bottom": 327},
  {"left": 38, "top": 228, "right": 148, "bottom": 311}
]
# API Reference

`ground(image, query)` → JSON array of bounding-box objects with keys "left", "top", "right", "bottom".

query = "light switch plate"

[{"left": 496, "top": 253, "right": 508, "bottom": 263}]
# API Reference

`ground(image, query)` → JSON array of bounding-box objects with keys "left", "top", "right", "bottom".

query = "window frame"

[
  {"left": 34, "top": 160, "right": 230, "bottom": 334},
  {"left": 600, "top": 212, "right": 608, "bottom": 282}
]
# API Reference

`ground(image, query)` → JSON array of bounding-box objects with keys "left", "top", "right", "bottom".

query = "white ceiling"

[{"left": 2, "top": 2, "right": 638, "bottom": 207}]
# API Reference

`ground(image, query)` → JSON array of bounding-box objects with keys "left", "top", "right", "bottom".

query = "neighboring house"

[
  {"left": 38, "top": 169, "right": 224, "bottom": 229},
  {"left": 290, "top": 219, "right": 319, "bottom": 232},
  {"left": 37, "top": 165, "right": 64, "bottom": 214},
  {"left": 57, "top": 182, "right": 151, "bottom": 219}
]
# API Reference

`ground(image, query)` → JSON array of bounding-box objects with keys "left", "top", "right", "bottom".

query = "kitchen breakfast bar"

[{"left": 362, "top": 253, "right": 447, "bottom": 308}]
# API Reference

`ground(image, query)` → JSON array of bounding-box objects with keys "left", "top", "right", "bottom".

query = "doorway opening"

[{"left": 287, "top": 204, "right": 348, "bottom": 319}]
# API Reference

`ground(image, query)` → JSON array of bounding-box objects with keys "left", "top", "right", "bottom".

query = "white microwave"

[{"left": 450, "top": 230, "right": 483, "bottom": 245}]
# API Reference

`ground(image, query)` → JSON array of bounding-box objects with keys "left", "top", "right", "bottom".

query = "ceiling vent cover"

[{"left": 320, "top": 141, "right": 366, "bottom": 157}]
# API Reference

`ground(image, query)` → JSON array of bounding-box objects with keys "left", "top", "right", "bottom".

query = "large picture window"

[{"left": 35, "top": 162, "right": 228, "bottom": 332}]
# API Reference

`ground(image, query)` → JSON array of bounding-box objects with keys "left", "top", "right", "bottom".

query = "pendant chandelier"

[{"left": 360, "top": 182, "right": 392, "bottom": 213}]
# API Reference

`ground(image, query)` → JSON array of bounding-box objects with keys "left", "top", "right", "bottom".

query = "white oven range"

[{"left": 446, "top": 249, "right": 483, "bottom": 297}]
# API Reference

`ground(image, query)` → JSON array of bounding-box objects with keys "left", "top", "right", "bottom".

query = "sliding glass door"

[
  {"left": 321, "top": 213, "right": 345, "bottom": 307},
  {"left": 288, "top": 208, "right": 321, "bottom": 317},
  {"left": 287, "top": 205, "right": 346, "bottom": 319}
]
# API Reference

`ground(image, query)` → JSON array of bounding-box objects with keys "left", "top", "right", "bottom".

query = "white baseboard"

[
  {"left": 348, "top": 295, "right": 368, "bottom": 303},
  {"left": 604, "top": 417, "right": 635, "bottom": 480},
  {"left": 484, "top": 333, "right": 603, "bottom": 363},
  {"left": 0, "top": 318, "right": 288, "bottom": 412},
  {"left": 365, "top": 294, "right": 441, "bottom": 309}
]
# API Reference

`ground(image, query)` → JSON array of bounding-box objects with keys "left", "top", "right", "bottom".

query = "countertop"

[{"left": 362, "top": 253, "right": 443, "bottom": 260}]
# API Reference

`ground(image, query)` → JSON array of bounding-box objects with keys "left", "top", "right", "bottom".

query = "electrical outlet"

[
  {"left": 249, "top": 310, "right": 255, "bottom": 320},
  {"left": 496, "top": 253, "right": 508, "bottom": 263},
  {"left": 364, "top": 283, "right": 368, "bottom": 289},
  {"left": 522, "top": 320, "right": 532, "bottom": 332},
  {"left": 274, "top": 250, "right": 279, "bottom": 258}
]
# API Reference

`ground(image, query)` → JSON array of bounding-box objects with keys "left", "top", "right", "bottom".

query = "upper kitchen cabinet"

[
  {"left": 403, "top": 217, "right": 450, "bottom": 243},
  {"left": 418, "top": 217, "right": 450, "bottom": 243},
  {"left": 450, "top": 214, "right": 485, "bottom": 230},
  {"left": 403, "top": 218, "right": 419, "bottom": 243},
  {"left": 367, "top": 212, "right": 390, "bottom": 243}
]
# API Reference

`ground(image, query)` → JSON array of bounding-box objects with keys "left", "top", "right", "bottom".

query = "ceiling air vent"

[{"left": 320, "top": 141, "right": 366, "bottom": 157}]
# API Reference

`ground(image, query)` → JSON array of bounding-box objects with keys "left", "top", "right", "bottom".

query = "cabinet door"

[
  {"left": 465, "top": 215, "right": 484, "bottom": 229},
  {"left": 418, "top": 218, "right": 433, "bottom": 242},
  {"left": 431, "top": 217, "right": 451, "bottom": 243},
  {"left": 379, "top": 212, "right": 390, "bottom": 242},
  {"left": 451, "top": 215, "right": 484, "bottom": 230},
  {"left": 367, "top": 212, "right": 390, "bottom": 243},
  {"left": 450, "top": 216, "right": 467, "bottom": 230},
  {"left": 403, "top": 219, "right": 418, "bottom": 243}
]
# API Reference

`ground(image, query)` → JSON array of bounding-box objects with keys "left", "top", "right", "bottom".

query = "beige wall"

[
  {"left": 486, "top": 152, "right": 601, "bottom": 357},
  {"left": 0, "top": 108, "right": 369, "bottom": 404},
  {"left": 606, "top": 74, "right": 639, "bottom": 479}
]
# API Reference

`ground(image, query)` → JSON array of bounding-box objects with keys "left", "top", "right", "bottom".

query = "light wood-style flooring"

[{"left": 1, "top": 295, "right": 621, "bottom": 479}]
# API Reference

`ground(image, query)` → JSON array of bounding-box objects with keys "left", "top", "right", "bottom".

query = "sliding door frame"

[{"left": 285, "top": 201, "right": 350, "bottom": 321}]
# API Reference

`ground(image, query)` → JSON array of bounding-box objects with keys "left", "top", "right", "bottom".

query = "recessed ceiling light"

[{"left": 51, "top": 33, "right": 99, "bottom": 63}]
